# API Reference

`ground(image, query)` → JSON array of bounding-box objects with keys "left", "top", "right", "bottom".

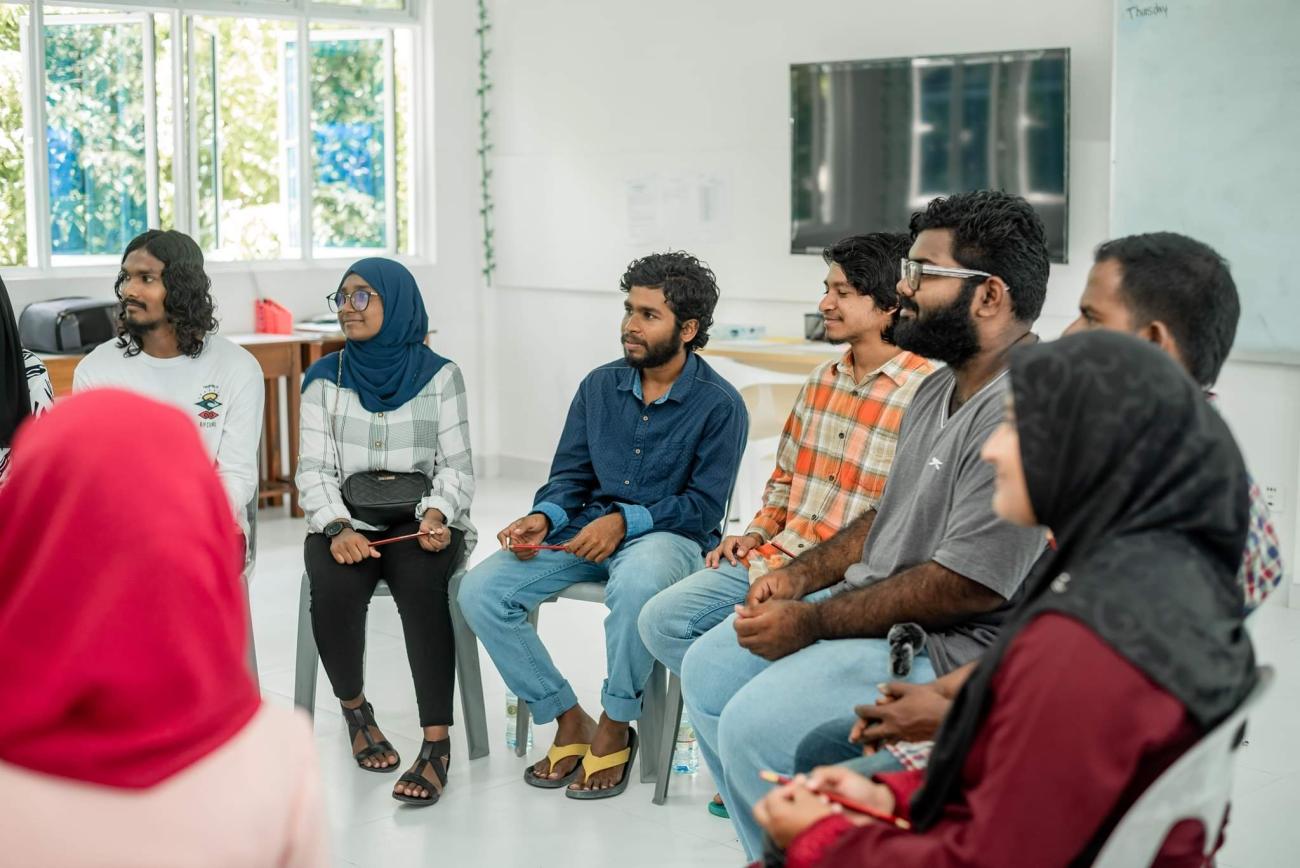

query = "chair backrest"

[
  {"left": 1091, "top": 666, "right": 1274, "bottom": 867},
  {"left": 738, "top": 382, "right": 804, "bottom": 442}
]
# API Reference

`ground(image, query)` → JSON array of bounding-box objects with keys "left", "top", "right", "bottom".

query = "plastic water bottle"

[
  {"left": 672, "top": 711, "right": 699, "bottom": 775},
  {"left": 504, "top": 690, "right": 533, "bottom": 751}
]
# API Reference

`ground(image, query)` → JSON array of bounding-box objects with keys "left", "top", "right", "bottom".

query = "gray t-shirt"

[{"left": 838, "top": 366, "right": 1045, "bottom": 674}]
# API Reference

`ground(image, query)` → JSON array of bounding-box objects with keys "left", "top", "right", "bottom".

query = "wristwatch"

[{"left": 324, "top": 519, "right": 352, "bottom": 538}]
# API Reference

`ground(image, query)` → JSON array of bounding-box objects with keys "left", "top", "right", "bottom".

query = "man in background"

[{"left": 74, "top": 229, "right": 263, "bottom": 536}]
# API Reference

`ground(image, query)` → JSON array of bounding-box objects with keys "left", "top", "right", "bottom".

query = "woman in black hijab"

[
  {"left": 1, "top": 275, "right": 53, "bottom": 486},
  {"left": 755, "top": 330, "right": 1256, "bottom": 867}
]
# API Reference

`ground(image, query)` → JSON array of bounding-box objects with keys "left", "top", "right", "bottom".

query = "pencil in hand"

[
  {"left": 769, "top": 540, "right": 799, "bottom": 560},
  {"left": 758, "top": 770, "right": 912, "bottom": 830}
]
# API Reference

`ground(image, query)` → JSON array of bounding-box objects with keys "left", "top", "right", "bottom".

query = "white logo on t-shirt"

[{"left": 927, "top": 457, "right": 944, "bottom": 471}]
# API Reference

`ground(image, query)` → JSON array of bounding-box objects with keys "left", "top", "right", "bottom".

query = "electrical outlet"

[{"left": 1263, "top": 485, "right": 1283, "bottom": 513}]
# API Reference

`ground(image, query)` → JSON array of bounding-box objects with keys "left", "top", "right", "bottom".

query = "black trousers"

[{"left": 305, "top": 522, "right": 465, "bottom": 727}]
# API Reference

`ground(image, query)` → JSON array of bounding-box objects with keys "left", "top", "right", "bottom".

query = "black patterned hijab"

[
  {"left": 1, "top": 274, "right": 30, "bottom": 448},
  {"left": 912, "top": 330, "right": 1255, "bottom": 830}
]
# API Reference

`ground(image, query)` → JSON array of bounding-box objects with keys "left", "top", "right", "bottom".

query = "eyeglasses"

[
  {"left": 899, "top": 259, "right": 994, "bottom": 292},
  {"left": 327, "top": 287, "right": 380, "bottom": 312}
]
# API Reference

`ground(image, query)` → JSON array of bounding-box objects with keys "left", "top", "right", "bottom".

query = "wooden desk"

[
  {"left": 226, "top": 333, "right": 307, "bottom": 517},
  {"left": 700, "top": 338, "right": 844, "bottom": 375},
  {"left": 40, "top": 353, "right": 78, "bottom": 397},
  {"left": 299, "top": 329, "right": 345, "bottom": 371}
]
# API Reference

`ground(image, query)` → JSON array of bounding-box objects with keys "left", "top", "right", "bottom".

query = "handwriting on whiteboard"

[{"left": 1126, "top": 4, "right": 1169, "bottom": 18}]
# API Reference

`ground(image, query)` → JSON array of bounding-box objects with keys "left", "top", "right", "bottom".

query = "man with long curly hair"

[{"left": 73, "top": 230, "right": 264, "bottom": 535}]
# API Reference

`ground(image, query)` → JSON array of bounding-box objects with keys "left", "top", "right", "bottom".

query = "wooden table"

[
  {"left": 225, "top": 333, "right": 310, "bottom": 516},
  {"left": 39, "top": 331, "right": 339, "bottom": 517},
  {"left": 700, "top": 337, "right": 844, "bottom": 375}
]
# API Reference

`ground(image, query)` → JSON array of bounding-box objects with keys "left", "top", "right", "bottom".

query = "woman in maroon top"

[{"left": 755, "top": 331, "right": 1256, "bottom": 867}]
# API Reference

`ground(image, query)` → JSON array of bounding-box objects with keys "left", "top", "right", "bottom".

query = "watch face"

[{"left": 325, "top": 521, "right": 345, "bottom": 537}]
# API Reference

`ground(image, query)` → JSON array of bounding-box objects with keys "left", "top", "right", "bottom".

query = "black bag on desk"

[{"left": 19, "top": 297, "right": 117, "bottom": 353}]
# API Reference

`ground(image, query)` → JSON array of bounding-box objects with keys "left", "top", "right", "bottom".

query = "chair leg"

[
  {"left": 515, "top": 694, "right": 531, "bottom": 758},
  {"left": 242, "top": 576, "right": 260, "bottom": 691},
  {"left": 515, "top": 606, "right": 540, "bottom": 758},
  {"left": 639, "top": 661, "right": 666, "bottom": 784},
  {"left": 653, "top": 673, "right": 684, "bottom": 805},
  {"left": 449, "top": 570, "right": 491, "bottom": 760},
  {"left": 293, "top": 571, "right": 319, "bottom": 716}
]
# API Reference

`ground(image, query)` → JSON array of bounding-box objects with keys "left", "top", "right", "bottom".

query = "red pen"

[
  {"left": 509, "top": 543, "right": 569, "bottom": 551},
  {"left": 368, "top": 530, "right": 433, "bottom": 547},
  {"left": 759, "top": 770, "right": 912, "bottom": 830},
  {"left": 739, "top": 540, "right": 799, "bottom": 567},
  {"left": 769, "top": 540, "right": 799, "bottom": 560}
]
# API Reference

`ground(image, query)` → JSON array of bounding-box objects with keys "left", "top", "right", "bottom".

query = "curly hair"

[
  {"left": 618, "top": 251, "right": 720, "bottom": 351},
  {"left": 1095, "top": 232, "right": 1239, "bottom": 387},
  {"left": 114, "top": 230, "right": 216, "bottom": 359},
  {"left": 822, "top": 232, "right": 913, "bottom": 310},
  {"left": 909, "top": 191, "right": 1050, "bottom": 323}
]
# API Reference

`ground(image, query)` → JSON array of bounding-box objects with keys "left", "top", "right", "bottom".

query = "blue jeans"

[
  {"left": 457, "top": 532, "right": 702, "bottom": 724},
  {"left": 680, "top": 613, "right": 935, "bottom": 859},
  {"left": 838, "top": 749, "right": 907, "bottom": 778},
  {"left": 793, "top": 719, "right": 907, "bottom": 775},
  {"left": 638, "top": 559, "right": 750, "bottom": 675}
]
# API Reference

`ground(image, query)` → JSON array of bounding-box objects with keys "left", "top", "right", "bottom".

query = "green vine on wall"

[{"left": 475, "top": 0, "right": 495, "bottom": 285}]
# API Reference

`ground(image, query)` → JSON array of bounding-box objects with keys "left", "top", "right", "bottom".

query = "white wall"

[
  {"left": 484, "top": 0, "right": 1299, "bottom": 599},
  {"left": 487, "top": 0, "right": 1112, "bottom": 452}
]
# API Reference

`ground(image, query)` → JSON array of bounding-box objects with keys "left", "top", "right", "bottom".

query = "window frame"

[{"left": 6, "top": 0, "right": 427, "bottom": 276}]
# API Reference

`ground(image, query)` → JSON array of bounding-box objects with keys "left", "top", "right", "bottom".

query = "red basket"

[{"left": 255, "top": 298, "right": 294, "bottom": 334}]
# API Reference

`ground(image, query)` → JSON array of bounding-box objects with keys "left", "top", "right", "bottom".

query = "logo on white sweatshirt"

[{"left": 196, "top": 385, "right": 222, "bottom": 426}]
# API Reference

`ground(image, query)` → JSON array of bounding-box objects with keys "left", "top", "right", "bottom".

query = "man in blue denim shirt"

[{"left": 459, "top": 252, "right": 747, "bottom": 799}]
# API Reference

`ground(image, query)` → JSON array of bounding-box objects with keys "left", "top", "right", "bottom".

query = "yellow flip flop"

[
  {"left": 523, "top": 741, "right": 590, "bottom": 789},
  {"left": 566, "top": 727, "right": 638, "bottom": 800}
]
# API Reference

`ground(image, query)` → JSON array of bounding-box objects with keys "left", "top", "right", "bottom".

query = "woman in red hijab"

[{"left": 0, "top": 389, "right": 327, "bottom": 867}]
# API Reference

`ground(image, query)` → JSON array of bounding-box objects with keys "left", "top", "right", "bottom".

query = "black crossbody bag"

[{"left": 331, "top": 350, "right": 430, "bottom": 526}]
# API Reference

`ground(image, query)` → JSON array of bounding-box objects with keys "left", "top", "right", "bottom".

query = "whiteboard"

[{"left": 1111, "top": 0, "right": 1300, "bottom": 358}]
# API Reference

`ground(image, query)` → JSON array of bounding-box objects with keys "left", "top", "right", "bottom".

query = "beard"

[
  {"left": 880, "top": 310, "right": 900, "bottom": 346},
  {"left": 893, "top": 281, "right": 981, "bottom": 367},
  {"left": 623, "top": 327, "right": 683, "bottom": 369},
  {"left": 122, "top": 303, "right": 163, "bottom": 338}
]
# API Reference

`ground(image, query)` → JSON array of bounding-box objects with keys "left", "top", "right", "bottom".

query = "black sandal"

[
  {"left": 393, "top": 737, "right": 450, "bottom": 807},
  {"left": 342, "top": 701, "right": 400, "bottom": 773}
]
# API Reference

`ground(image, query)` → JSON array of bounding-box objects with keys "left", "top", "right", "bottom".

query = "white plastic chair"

[
  {"left": 514, "top": 582, "right": 669, "bottom": 788},
  {"left": 1092, "top": 666, "right": 1274, "bottom": 867},
  {"left": 293, "top": 566, "right": 493, "bottom": 760}
]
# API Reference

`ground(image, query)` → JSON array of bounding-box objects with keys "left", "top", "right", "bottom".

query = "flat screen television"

[{"left": 790, "top": 48, "right": 1070, "bottom": 262}]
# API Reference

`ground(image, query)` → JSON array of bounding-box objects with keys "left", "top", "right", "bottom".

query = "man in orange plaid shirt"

[{"left": 639, "top": 233, "right": 934, "bottom": 679}]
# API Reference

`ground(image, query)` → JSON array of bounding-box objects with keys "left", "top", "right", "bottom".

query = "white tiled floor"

[{"left": 248, "top": 475, "right": 1300, "bottom": 868}]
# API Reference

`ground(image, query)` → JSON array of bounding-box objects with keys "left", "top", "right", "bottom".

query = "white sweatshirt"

[{"left": 73, "top": 335, "right": 264, "bottom": 530}]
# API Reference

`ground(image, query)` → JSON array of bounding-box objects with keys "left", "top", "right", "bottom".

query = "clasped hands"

[
  {"left": 851, "top": 678, "right": 953, "bottom": 753},
  {"left": 732, "top": 567, "right": 820, "bottom": 660}
]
